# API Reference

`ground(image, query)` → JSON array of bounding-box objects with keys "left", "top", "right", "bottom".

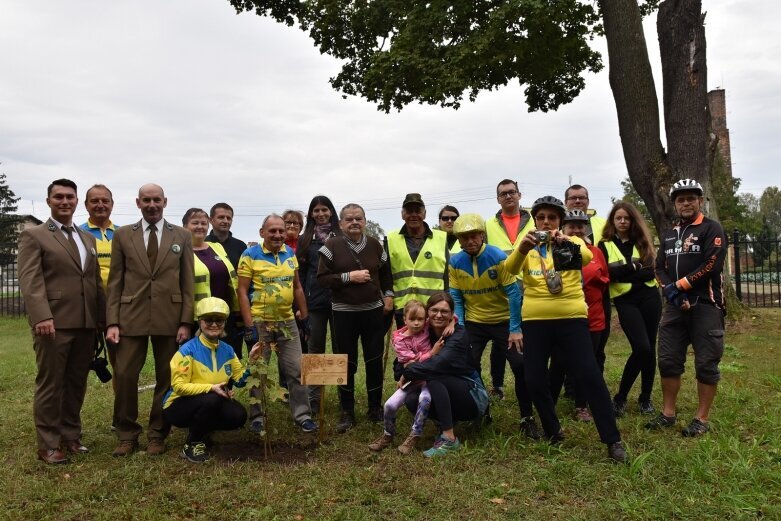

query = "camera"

[
  {"left": 534, "top": 230, "right": 549, "bottom": 243},
  {"left": 90, "top": 356, "right": 113, "bottom": 383}
]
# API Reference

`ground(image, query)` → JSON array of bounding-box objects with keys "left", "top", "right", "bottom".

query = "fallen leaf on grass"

[{"left": 489, "top": 498, "right": 505, "bottom": 505}]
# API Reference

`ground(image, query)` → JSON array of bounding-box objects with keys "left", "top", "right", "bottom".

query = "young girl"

[{"left": 368, "top": 300, "right": 437, "bottom": 454}]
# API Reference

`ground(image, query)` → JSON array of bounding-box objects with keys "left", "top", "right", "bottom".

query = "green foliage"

[
  {"left": 364, "top": 219, "right": 385, "bottom": 241},
  {"left": 611, "top": 176, "right": 653, "bottom": 224},
  {"left": 0, "top": 171, "right": 21, "bottom": 266},
  {"left": 759, "top": 186, "right": 781, "bottom": 238},
  {"left": 711, "top": 154, "right": 760, "bottom": 236},
  {"left": 229, "top": 0, "right": 603, "bottom": 112}
]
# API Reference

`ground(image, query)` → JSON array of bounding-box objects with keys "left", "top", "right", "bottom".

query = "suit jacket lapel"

[
  {"left": 155, "top": 220, "right": 175, "bottom": 273},
  {"left": 130, "top": 220, "right": 153, "bottom": 274},
  {"left": 48, "top": 219, "right": 82, "bottom": 269}
]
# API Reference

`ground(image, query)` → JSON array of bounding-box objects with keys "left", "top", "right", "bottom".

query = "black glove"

[
  {"left": 244, "top": 325, "right": 259, "bottom": 344},
  {"left": 298, "top": 317, "right": 311, "bottom": 341},
  {"left": 663, "top": 283, "right": 680, "bottom": 304}
]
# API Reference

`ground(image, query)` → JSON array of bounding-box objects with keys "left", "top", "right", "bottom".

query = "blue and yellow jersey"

[
  {"left": 449, "top": 244, "right": 521, "bottom": 332},
  {"left": 237, "top": 243, "right": 297, "bottom": 321},
  {"left": 505, "top": 236, "right": 592, "bottom": 321},
  {"left": 163, "top": 334, "right": 249, "bottom": 408},
  {"left": 80, "top": 219, "right": 116, "bottom": 290}
]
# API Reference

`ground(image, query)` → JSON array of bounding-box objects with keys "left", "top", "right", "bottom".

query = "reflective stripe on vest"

[
  {"left": 388, "top": 230, "right": 447, "bottom": 309},
  {"left": 603, "top": 241, "right": 657, "bottom": 299}
]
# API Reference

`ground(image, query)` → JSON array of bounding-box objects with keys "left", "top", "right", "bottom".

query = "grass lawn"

[{"left": 0, "top": 310, "right": 779, "bottom": 520}]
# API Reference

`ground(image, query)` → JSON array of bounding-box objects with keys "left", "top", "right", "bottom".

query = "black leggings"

[
  {"left": 163, "top": 393, "right": 247, "bottom": 443},
  {"left": 550, "top": 328, "right": 607, "bottom": 408},
  {"left": 405, "top": 375, "right": 479, "bottom": 431},
  {"left": 614, "top": 286, "right": 661, "bottom": 403}
]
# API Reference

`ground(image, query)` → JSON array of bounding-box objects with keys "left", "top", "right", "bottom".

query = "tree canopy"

[{"left": 0, "top": 172, "right": 21, "bottom": 266}]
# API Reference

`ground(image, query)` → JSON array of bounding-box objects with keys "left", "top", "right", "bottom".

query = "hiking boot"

[
  {"left": 112, "top": 440, "right": 138, "bottom": 457},
  {"left": 638, "top": 399, "right": 656, "bottom": 415},
  {"left": 519, "top": 416, "right": 543, "bottom": 440},
  {"left": 146, "top": 438, "right": 166, "bottom": 456},
  {"left": 681, "top": 418, "right": 710, "bottom": 437},
  {"left": 336, "top": 411, "right": 356, "bottom": 433},
  {"left": 248, "top": 417, "right": 266, "bottom": 434},
  {"left": 489, "top": 387, "right": 505, "bottom": 400},
  {"left": 368, "top": 433, "right": 393, "bottom": 452},
  {"left": 299, "top": 419, "right": 318, "bottom": 433},
  {"left": 367, "top": 407, "right": 384, "bottom": 423},
  {"left": 607, "top": 441, "right": 628, "bottom": 464},
  {"left": 397, "top": 433, "right": 419, "bottom": 455},
  {"left": 613, "top": 398, "right": 626, "bottom": 418},
  {"left": 645, "top": 413, "right": 677, "bottom": 430},
  {"left": 181, "top": 442, "right": 209, "bottom": 463},
  {"left": 574, "top": 407, "right": 593, "bottom": 422},
  {"left": 423, "top": 435, "right": 461, "bottom": 458}
]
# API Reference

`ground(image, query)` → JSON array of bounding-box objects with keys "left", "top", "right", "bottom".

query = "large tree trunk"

[
  {"left": 598, "top": 0, "right": 673, "bottom": 236},
  {"left": 657, "top": 0, "right": 717, "bottom": 216}
]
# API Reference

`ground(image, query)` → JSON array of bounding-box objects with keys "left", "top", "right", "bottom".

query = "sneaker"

[
  {"left": 248, "top": 417, "right": 266, "bottom": 434},
  {"left": 681, "top": 418, "right": 710, "bottom": 437},
  {"left": 181, "top": 442, "right": 209, "bottom": 463},
  {"left": 638, "top": 399, "right": 656, "bottom": 415},
  {"left": 613, "top": 398, "right": 626, "bottom": 418},
  {"left": 299, "top": 419, "right": 318, "bottom": 433},
  {"left": 645, "top": 413, "right": 677, "bottom": 430},
  {"left": 367, "top": 407, "right": 384, "bottom": 423},
  {"left": 336, "top": 411, "right": 356, "bottom": 433},
  {"left": 519, "top": 416, "right": 543, "bottom": 440},
  {"left": 548, "top": 430, "right": 565, "bottom": 445},
  {"left": 574, "top": 407, "right": 593, "bottom": 422},
  {"left": 423, "top": 435, "right": 461, "bottom": 458},
  {"left": 397, "top": 433, "right": 419, "bottom": 455},
  {"left": 607, "top": 441, "right": 628, "bottom": 464},
  {"left": 368, "top": 433, "right": 393, "bottom": 452},
  {"left": 489, "top": 387, "right": 505, "bottom": 400}
]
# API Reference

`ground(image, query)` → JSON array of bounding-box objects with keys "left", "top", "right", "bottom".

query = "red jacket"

[{"left": 583, "top": 245, "right": 609, "bottom": 331}]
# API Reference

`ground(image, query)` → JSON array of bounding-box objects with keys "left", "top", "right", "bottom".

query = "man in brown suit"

[
  {"left": 106, "top": 183, "right": 194, "bottom": 456},
  {"left": 18, "top": 179, "right": 105, "bottom": 464}
]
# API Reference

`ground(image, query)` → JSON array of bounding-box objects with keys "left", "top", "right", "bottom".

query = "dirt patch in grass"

[{"left": 214, "top": 439, "right": 318, "bottom": 464}]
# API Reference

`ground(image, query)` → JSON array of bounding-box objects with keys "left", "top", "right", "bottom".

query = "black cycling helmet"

[
  {"left": 562, "top": 209, "right": 590, "bottom": 223},
  {"left": 531, "top": 196, "right": 567, "bottom": 219},
  {"left": 670, "top": 179, "right": 704, "bottom": 198}
]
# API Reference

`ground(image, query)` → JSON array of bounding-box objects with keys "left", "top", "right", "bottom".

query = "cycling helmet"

[
  {"left": 531, "top": 196, "right": 566, "bottom": 219},
  {"left": 562, "top": 209, "right": 590, "bottom": 223},
  {"left": 452, "top": 213, "right": 485, "bottom": 235},
  {"left": 669, "top": 179, "right": 704, "bottom": 198},
  {"left": 196, "top": 297, "right": 230, "bottom": 319}
]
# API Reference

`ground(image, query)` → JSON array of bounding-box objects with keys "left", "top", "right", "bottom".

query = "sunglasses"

[
  {"left": 439, "top": 216, "right": 458, "bottom": 222},
  {"left": 201, "top": 318, "right": 226, "bottom": 326}
]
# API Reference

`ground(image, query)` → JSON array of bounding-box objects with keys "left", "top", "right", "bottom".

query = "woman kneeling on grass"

[
  {"left": 163, "top": 297, "right": 261, "bottom": 463},
  {"left": 401, "top": 292, "right": 489, "bottom": 458}
]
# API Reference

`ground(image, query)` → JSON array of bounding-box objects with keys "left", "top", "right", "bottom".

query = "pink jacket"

[{"left": 392, "top": 324, "right": 434, "bottom": 364}]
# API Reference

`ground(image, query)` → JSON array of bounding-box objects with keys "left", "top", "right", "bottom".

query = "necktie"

[
  {"left": 147, "top": 223, "right": 158, "bottom": 268},
  {"left": 63, "top": 226, "right": 81, "bottom": 266}
]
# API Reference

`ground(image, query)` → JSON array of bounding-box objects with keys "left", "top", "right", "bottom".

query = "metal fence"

[
  {"left": 0, "top": 252, "right": 24, "bottom": 317},
  {"left": 730, "top": 230, "right": 781, "bottom": 307}
]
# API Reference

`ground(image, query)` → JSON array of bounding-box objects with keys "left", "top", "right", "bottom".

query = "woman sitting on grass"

[
  {"left": 401, "top": 292, "right": 489, "bottom": 458},
  {"left": 163, "top": 297, "right": 261, "bottom": 463}
]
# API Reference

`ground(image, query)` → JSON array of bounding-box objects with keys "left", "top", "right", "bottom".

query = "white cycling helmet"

[{"left": 669, "top": 179, "right": 704, "bottom": 198}]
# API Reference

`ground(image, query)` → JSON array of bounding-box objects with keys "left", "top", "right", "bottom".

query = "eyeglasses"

[
  {"left": 498, "top": 190, "right": 518, "bottom": 198},
  {"left": 439, "top": 216, "right": 458, "bottom": 222},
  {"left": 567, "top": 196, "right": 588, "bottom": 201},
  {"left": 429, "top": 309, "right": 452, "bottom": 316},
  {"left": 201, "top": 318, "right": 226, "bottom": 326},
  {"left": 284, "top": 221, "right": 302, "bottom": 228}
]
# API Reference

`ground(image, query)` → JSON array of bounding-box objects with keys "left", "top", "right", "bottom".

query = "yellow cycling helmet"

[
  {"left": 196, "top": 297, "right": 230, "bottom": 320},
  {"left": 452, "top": 213, "right": 486, "bottom": 235}
]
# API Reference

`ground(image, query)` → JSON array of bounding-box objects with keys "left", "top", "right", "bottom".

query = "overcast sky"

[{"left": 2, "top": 0, "right": 778, "bottom": 242}]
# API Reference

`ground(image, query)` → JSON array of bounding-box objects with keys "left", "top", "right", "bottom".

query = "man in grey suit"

[
  {"left": 18, "top": 179, "right": 105, "bottom": 464},
  {"left": 106, "top": 183, "right": 194, "bottom": 457}
]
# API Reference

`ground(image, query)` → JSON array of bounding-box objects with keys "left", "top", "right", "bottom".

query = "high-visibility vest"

[
  {"left": 602, "top": 240, "right": 658, "bottom": 299},
  {"left": 485, "top": 212, "right": 535, "bottom": 255},
  {"left": 450, "top": 238, "right": 462, "bottom": 254},
  {"left": 193, "top": 242, "right": 239, "bottom": 319},
  {"left": 387, "top": 230, "right": 448, "bottom": 309}
]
